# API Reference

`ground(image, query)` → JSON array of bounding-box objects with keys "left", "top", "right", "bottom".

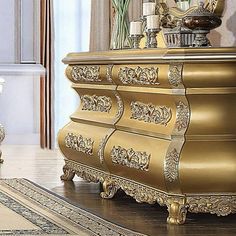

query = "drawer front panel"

[
  {"left": 112, "top": 64, "right": 183, "bottom": 88},
  {"left": 104, "top": 130, "right": 170, "bottom": 191},
  {"left": 58, "top": 121, "right": 114, "bottom": 172},
  {"left": 71, "top": 88, "right": 123, "bottom": 126},
  {"left": 66, "top": 64, "right": 114, "bottom": 84},
  {"left": 116, "top": 90, "right": 189, "bottom": 137}
]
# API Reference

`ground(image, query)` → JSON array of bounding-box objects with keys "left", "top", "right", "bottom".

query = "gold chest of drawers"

[{"left": 58, "top": 48, "right": 236, "bottom": 224}]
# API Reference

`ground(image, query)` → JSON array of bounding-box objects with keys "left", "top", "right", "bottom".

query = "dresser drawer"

[{"left": 104, "top": 130, "right": 170, "bottom": 191}]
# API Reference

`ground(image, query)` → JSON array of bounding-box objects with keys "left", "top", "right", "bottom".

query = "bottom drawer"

[
  {"left": 58, "top": 121, "right": 114, "bottom": 172},
  {"left": 104, "top": 130, "right": 170, "bottom": 192}
]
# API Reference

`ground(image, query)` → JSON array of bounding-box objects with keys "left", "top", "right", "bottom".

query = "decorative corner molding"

[
  {"left": 168, "top": 64, "right": 183, "bottom": 87},
  {"left": 118, "top": 66, "right": 159, "bottom": 85},
  {"left": 110, "top": 146, "right": 151, "bottom": 171},
  {"left": 106, "top": 65, "right": 114, "bottom": 83},
  {"left": 130, "top": 101, "right": 172, "bottom": 126},
  {"left": 164, "top": 149, "right": 180, "bottom": 183},
  {"left": 114, "top": 92, "right": 124, "bottom": 122},
  {"left": 176, "top": 101, "right": 190, "bottom": 132},
  {"left": 98, "top": 129, "right": 114, "bottom": 164},
  {"left": 64, "top": 133, "right": 94, "bottom": 155},
  {"left": 187, "top": 195, "right": 236, "bottom": 217},
  {"left": 81, "top": 95, "right": 112, "bottom": 113},
  {"left": 71, "top": 65, "right": 101, "bottom": 82}
]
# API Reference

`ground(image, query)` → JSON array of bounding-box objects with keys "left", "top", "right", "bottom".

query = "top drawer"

[{"left": 66, "top": 63, "right": 184, "bottom": 88}]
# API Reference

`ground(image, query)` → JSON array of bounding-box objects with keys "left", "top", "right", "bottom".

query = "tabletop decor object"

[
  {"left": 110, "top": 0, "right": 131, "bottom": 50},
  {"left": 183, "top": 1, "right": 222, "bottom": 47}
]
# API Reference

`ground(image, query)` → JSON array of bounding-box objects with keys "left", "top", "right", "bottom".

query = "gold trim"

[
  {"left": 64, "top": 133, "right": 94, "bottom": 155},
  {"left": 118, "top": 66, "right": 159, "bottom": 85},
  {"left": 176, "top": 101, "right": 190, "bottom": 132},
  {"left": 81, "top": 95, "right": 112, "bottom": 113},
  {"left": 187, "top": 195, "right": 236, "bottom": 216},
  {"left": 110, "top": 146, "right": 151, "bottom": 171},
  {"left": 130, "top": 101, "right": 172, "bottom": 126},
  {"left": 164, "top": 149, "right": 180, "bottom": 183},
  {"left": 71, "top": 65, "right": 101, "bottom": 82},
  {"left": 168, "top": 64, "right": 183, "bottom": 87}
]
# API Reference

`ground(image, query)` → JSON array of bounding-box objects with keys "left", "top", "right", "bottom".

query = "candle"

[
  {"left": 143, "top": 2, "right": 156, "bottom": 16},
  {"left": 130, "top": 21, "right": 142, "bottom": 35},
  {"left": 146, "top": 15, "right": 159, "bottom": 29}
]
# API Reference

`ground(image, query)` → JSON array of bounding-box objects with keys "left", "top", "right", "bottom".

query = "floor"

[{"left": 0, "top": 145, "right": 236, "bottom": 236}]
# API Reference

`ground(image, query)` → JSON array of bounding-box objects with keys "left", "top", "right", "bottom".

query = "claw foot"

[{"left": 100, "top": 179, "right": 118, "bottom": 199}]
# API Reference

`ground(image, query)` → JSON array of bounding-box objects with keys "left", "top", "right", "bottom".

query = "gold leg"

[
  {"left": 60, "top": 164, "right": 75, "bottom": 181},
  {"left": 100, "top": 179, "right": 118, "bottom": 199},
  {"left": 167, "top": 200, "right": 187, "bottom": 225}
]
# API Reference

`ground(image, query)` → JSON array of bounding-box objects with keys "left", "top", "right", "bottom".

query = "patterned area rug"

[{"left": 0, "top": 179, "right": 145, "bottom": 236}]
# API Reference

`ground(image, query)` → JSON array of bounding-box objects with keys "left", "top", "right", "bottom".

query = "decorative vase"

[{"left": 110, "top": 0, "right": 131, "bottom": 50}]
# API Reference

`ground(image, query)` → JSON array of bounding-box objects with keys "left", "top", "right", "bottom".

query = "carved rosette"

[
  {"left": 110, "top": 146, "right": 151, "bottom": 171},
  {"left": 106, "top": 65, "right": 114, "bottom": 83},
  {"left": 81, "top": 95, "right": 112, "bottom": 113},
  {"left": 118, "top": 66, "right": 159, "bottom": 85},
  {"left": 64, "top": 133, "right": 94, "bottom": 155},
  {"left": 187, "top": 196, "right": 236, "bottom": 216},
  {"left": 176, "top": 101, "right": 190, "bottom": 132},
  {"left": 71, "top": 65, "right": 101, "bottom": 82},
  {"left": 168, "top": 64, "right": 183, "bottom": 87},
  {"left": 164, "top": 149, "right": 180, "bottom": 183},
  {"left": 130, "top": 101, "right": 172, "bottom": 126}
]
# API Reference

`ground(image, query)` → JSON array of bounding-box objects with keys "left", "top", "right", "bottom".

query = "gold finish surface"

[{"left": 58, "top": 47, "right": 236, "bottom": 225}]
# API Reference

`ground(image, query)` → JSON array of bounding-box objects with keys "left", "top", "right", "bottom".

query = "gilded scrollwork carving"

[
  {"left": 101, "top": 179, "right": 118, "bottom": 199},
  {"left": 130, "top": 101, "right": 172, "bottom": 126},
  {"left": 167, "top": 200, "right": 187, "bottom": 225},
  {"left": 106, "top": 65, "right": 113, "bottom": 83},
  {"left": 71, "top": 65, "right": 101, "bottom": 82},
  {"left": 64, "top": 133, "right": 94, "bottom": 155},
  {"left": 187, "top": 196, "right": 236, "bottom": 216},
  {"left": 164, "top": 149, "right": 180, "bottom": 183},
  {"left": 114, "top": 92, "right": 124, "bottom": 122},
  {"left": 168, "top": 64, "right": 183, "bottom": 87},
  {"left": 98, "top": 129, "right": 114, "bottom": 164},
  {"left": 111, "top": 146, "right": 151, "bottom": 171},
  {"left": 176, "top": 101, "right": 190, "bottom": 132},
  {"left": 81, "top": 95, "right": 112, "bottom": 113},
  {"left": 118, "top": 66, "right": 159, "bottom": 85}
]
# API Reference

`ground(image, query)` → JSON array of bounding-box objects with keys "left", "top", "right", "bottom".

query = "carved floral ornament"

[
  {"left": 176, "top": 101, "right": 190, "bottom": 132},
  {"left": 164, "top": 149, "right": 180, "bottom": 183},
  {"left": 168, "top": 64, "right": 183, "bottom": 87},
  {"left": 111, "top": 146, "right": 151, "bottom": 171},
  {"left": 81, "top": 95, "right": 112, "bottom": 113},
  {"left": 71, "top": 65, "right": 101, "bottom": 82},
  {"left": 64, "top": 133, "right": 94, "bottom": 155},
  {"left": 130, "top": 101, "right": 172, "bottom": 126},
  {"left": 118, "top": 66, "right": 159, "bottom": 85},
  {"left": 62, "top": 159, "right": 236, "bottom": 219}
]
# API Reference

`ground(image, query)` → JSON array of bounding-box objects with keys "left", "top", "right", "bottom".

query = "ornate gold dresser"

[{"left": 58, "top": 48, "right": 236, "bottom": 224}]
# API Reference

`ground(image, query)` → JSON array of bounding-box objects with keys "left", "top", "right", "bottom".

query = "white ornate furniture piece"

[{"left": 58, "top": 48, "right": 236, "bottom": 224}]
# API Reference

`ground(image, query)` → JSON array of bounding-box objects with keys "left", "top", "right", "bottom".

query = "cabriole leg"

[
  {"left": 167, "top": 200, "right": 187, "bottom": 225},
  {"left": 61, "top": 164, "right": 75, "bottom": 181}
]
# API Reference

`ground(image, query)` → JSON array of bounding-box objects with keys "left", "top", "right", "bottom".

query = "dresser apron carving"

[{"left": 58, "top": 48, "right": 236, "bottom": 225}]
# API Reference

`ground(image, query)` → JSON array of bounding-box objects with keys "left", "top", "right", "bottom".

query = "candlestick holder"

[
  {"left": 129, "top": 34, "right": 144, "bottom": 49},
  {"left": 146, "top": 28, "right": 160, "bottom": 48}
]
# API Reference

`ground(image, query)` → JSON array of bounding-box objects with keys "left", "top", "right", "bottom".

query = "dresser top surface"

[{"left": 63, "top": 47, "right": 236, "bottom": 65}]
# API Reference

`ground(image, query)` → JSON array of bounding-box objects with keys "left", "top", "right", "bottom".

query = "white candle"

[
  {"left": 130, "top": 21, "right": 142, "bottom": 35},
  {"left": 143, "top": 2, "right": 156, "bottom": 16},
  {"left": 146, "top": 15, "right": 159, "bottom": 29}
]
